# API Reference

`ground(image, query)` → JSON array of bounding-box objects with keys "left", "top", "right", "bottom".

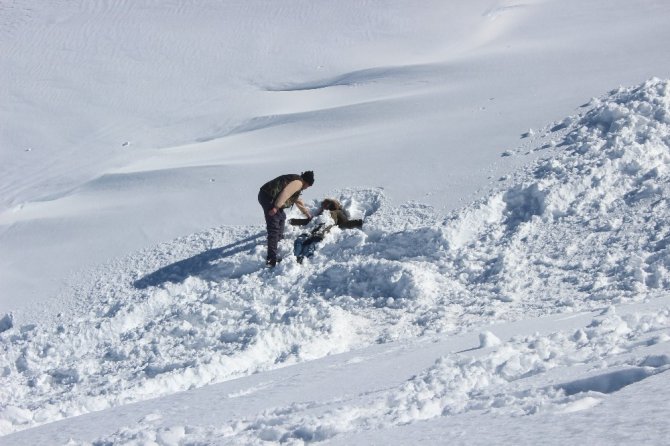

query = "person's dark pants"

[{"left": 258, "top": 190, "right": 285, "bottom": 262}]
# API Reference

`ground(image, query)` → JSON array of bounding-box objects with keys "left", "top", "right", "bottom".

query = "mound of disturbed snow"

[{"left": 2, "top": 78, "right": 670, "bottom": 435}]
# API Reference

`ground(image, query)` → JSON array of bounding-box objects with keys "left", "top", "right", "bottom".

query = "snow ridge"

[{"left": 2, "top": 79, "right": 670, "bottom": 439}]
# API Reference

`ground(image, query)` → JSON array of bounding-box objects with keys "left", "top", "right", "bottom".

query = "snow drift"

[{"left": 2, "top": 78, "right": 670, "bottom": 439}]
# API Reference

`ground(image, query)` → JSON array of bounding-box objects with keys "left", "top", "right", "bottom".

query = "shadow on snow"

[{"left": 133, "top": 231, "right": 265, "bottom": 289}]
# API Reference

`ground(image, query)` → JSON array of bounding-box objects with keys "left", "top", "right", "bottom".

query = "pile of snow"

[
  {"left": 74, "top": 304, "right": 670, "bottom": 444},
  {"left": 2, "top": 79, "right": 670, "bottom": 437},
  {"left": 453, "top": 79, "right": 670, "bottom": 299}
]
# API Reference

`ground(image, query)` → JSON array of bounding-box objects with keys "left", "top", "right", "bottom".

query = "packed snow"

[{"left": 2, "top": 0, "right": 670, "bottom": 445}]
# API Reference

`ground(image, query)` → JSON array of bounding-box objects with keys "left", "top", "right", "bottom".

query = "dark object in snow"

[
  {"left": 294, "top": 224, "right": 330, "bottom": 264},
  {"left": 292, "top": 198, "right": 363, "bottom": 263},
  {"left": 290, "top": 218, "right": 362, "bottom": 229},
  {"left": 288, "top": 218, "right": 311, "bottom": 226},
  {"left": 290, "top": 198, "right": 362, "bottom": 228},
  {"left": 0, "top": 313, "right": 13, "bottom": 333}
]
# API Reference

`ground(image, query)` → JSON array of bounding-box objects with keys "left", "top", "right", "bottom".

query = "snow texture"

[
  {"left": 3, "top": 79, "right": 670, "bottom": 444},
  {"left": 3, "top": 1, "right": 670, "bottom": 444}
]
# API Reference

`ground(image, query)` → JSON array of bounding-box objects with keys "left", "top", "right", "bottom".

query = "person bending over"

[{"left": 257, "top": 171, "right": 314, "bottom": 267}]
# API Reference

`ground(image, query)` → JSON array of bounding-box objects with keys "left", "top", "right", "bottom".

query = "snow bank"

[
  {"left": 78, "top": 304, "right": 670, "bottom": 445},
  {"left": 245, "top": 306, "right": 668, "bottom": 443},
  {"left": 2, "top": 79, "right": 670, "bottom": 436},
  {"left": 444, "top": 78, "right": 670, "bottom": 304}
]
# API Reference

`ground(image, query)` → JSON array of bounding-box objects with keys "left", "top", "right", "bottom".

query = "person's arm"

[{"left": 294, "top": 198, "right": 312, "bottom": 218}]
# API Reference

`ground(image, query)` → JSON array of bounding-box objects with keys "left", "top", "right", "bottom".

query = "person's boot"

[{"left": 265, "top": 257, "right": 283, "bottom": 267}]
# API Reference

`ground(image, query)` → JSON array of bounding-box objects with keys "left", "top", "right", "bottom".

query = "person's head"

[
  {"left": 300, "top": 170, "right": 314, "bottom": 189},
  {"left": 321, "top": 198, "right": 341, "bottom": 211}
]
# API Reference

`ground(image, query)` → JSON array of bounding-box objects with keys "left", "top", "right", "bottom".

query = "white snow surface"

[{"left": 2, "top": 0, "right": 670, "bottom": 444}]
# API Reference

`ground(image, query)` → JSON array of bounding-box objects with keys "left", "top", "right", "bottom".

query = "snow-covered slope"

[
  {"left": 12, "top": 298, "right": 669, "bottom": 445},
  {"left": 2, "top": 0, "right": 670, "bottom": 444},
  {"left": 3, "top": 79, "right": 670, "bottom": 444},
  {"left": 3, "top": 0, "right": 670, "bottom": 314}
]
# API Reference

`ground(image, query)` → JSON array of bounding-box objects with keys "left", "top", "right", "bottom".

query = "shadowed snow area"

[{"left": 2, "top": 79, "right": 670, "bottom": 440}]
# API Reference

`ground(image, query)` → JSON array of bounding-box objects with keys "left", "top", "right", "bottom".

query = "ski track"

[{"left": 2, "top": 78, "right": 670, "bottom": 442}]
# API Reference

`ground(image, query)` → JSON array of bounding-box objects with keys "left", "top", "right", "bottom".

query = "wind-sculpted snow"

[{"left": 2, "top": 79, "right": 670, "bottom": 437}]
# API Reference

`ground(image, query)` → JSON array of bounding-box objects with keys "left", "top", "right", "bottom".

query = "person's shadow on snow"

[{"left": 133, "top": 231, "right": 265, "bottom": 289}]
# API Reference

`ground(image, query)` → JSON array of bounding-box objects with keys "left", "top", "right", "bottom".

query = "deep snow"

[
  {"left": 2, "top": 0, "right": 670, "bottom": 445},
  {"left": 3, "top": 79, "right": 670, "bottom": 444}
]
